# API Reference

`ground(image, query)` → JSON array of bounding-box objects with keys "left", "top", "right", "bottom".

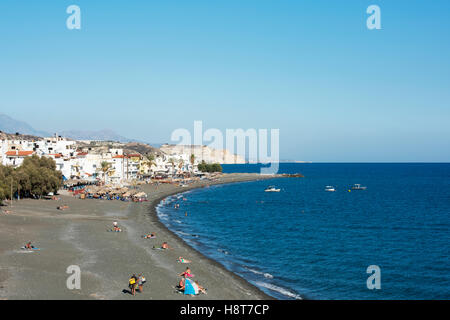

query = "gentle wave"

[
  {"left": 175, "top": 230, "right": 191, "bottom": 236},
  {"left": 254, "top": 281, "right": 302, "bottom": 300},
  {"left": 157, "top": 212, "right": 169, "bottom": 221},
  {"left": 245, "top": 267, "right": 274, "bottom": 279}
]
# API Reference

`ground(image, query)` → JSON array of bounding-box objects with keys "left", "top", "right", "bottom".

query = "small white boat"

[
  {"left": 325, "top": 186, "right": 336, "bottom": 192},
  {"left": 351, "top": 184, "right": 367, "bottom": 190},
  {"left": 265, "top": 186, "right": 280, "bottom": 192}
]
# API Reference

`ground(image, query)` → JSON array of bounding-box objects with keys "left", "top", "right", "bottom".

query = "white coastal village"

[{"left": 0, "top": 132, "right": 245, "bottom": 188}]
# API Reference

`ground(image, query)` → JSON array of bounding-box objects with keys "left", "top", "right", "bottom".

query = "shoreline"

[
  {"left": 0, "top": 173, "right": 280, "bottom": 300},
  {"left": 144, "top": 175, "right": 279, "bottom": 300}
]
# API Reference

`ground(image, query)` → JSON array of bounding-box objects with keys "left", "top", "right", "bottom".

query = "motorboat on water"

[
  {"left": 351, "top": 184, "right": 367, "bottom": 190},
  {"left": 265, "top": 186, "right": 280, "bottom": 192},
  {"left": 325, "top": 186, "right": 336, "bottom": 192}
]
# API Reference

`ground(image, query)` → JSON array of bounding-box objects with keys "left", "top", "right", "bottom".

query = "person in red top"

[{"left": 179, "top": 267, "right": 194, "bottom": 278}]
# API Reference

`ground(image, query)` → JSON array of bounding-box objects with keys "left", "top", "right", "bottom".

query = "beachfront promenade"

[{"left": 0, "top": 173, "right": 275, "bottom": 300}]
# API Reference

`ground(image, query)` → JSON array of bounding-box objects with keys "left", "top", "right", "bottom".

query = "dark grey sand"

[{"left": 0, "top": 173, "right": 277, "bottom": 300}]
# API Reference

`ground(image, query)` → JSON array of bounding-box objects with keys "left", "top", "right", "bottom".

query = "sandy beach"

[{"left": 0, "top": 173, "right": 276, "bottom": 300}]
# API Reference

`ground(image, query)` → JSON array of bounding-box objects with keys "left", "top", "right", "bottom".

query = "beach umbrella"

[
  {"left": 134, "top": 192, "right": 146, "bottom": 198},
  {"left": 184, "top": 279, "right": 199, "bottom": 295}
]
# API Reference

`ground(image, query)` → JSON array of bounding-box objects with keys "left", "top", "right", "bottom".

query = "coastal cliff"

[{"left": 160, "top": 144, "right": 246, "bottom": 164}]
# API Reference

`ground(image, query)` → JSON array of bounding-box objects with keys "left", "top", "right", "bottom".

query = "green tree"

[
  {"left": 211, "top": 163, "right": 223, "bottom": 173},
  {"left": 144, "top": 154, "right": 156, "bottom": 176},
  {"left": 196, "top": 161, "right": 222, "bottom": 173},
  {"left": 0, "top": 155, "right": 63, "bottom": 201},
  {"left": 190, "top": 154, "right": 195, "bottom": 172},
  {"left": 100, "top": 161, "right": 111, "bottom": 184},
  {"left": 197, "top": 160, "right": 206, "bottom": 172}
]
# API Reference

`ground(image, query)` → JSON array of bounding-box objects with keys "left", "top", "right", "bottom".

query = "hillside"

[
  {"left": 58, "top": 129, "right": 131, "bottom": 142},
  {"left": 76, "top": 140, "right": 164, "bottom": 157},
  {"left": 0, "top": 113, "right": 142, "bottom": 143},
  {"left": 0, "top": 131, "right": 44, "bottom": 141},
  {"left": 0, "top": 113, "right": 50, "bottom": 137}
]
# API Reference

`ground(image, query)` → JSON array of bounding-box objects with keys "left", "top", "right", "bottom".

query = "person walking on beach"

[
  {"left": 137, "top": 274, "right": 145, "bottom": 293},
  {"left": 129, "top": 274, "right": 137, "bottom": 296}
]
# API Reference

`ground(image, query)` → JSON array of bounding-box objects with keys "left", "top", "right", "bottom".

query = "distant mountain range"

[
  {"left": 0, "top": 113, "right": 51, "bottom": 137},
  {"left": 0, "top": 113, "right": 158, "bottom": 144},
  {"left": 58, "top": 129, "right": 131, "bottom": 142}
]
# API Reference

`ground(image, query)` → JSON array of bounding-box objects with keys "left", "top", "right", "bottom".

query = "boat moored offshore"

[
  {"left": 351, "top": 184, "right": 367, "bottom": 190},
  {"left": 265, "top": 186, "right": 281, "bottom": 192}
]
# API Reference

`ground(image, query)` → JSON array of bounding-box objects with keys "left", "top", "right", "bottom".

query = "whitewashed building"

[
  {"left": 33, "top": 136, "right": 76, "bottom": 158},
  {"left": 3, "top": 150, "right": 35, "bottom": 167}
]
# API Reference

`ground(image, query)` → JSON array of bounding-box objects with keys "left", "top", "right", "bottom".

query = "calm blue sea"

[{"left": 157, "top": 163, "right": 450, "bottom": 299}]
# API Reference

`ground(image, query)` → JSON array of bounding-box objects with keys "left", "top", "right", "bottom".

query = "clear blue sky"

[{"left": 0, "top": 0, "right": 449, "bottom": 162}]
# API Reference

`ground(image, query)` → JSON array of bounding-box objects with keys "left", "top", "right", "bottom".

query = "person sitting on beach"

[
  {"left": 178, "top": 257, "right": 191, "bottom": 264},
  {"left": 143, "top": 233, "right": 156, "bottom": 239},
  {"left": 179, "top": 267, "right": 194, "bottom": 278},
  {"left": 178, "top": 277, "right": 185, "bottom": 291},
  {"left": 24, "top": 242, "right": 34, "bottom": 250},
  {"left": 194, "top": 281, "right": 207, "bottom": 294}
]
